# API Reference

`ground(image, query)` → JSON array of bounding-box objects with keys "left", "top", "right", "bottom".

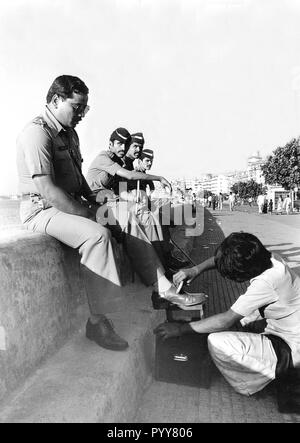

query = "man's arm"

[
  {"left": 173, "top": 256, "right": 216, "bottom": 287},
  {"left": 80, "top": 175, "right": 98, "bottom": 204},
  {"left": 33, "top": 175, "right": 96, "bottom": 220},
  {"left": 188, "top": 309, "right": 242, "bottom": 334},
  {"left": 154, "top": 309, "right": 243, "bottom": 340},
  {"left": 116, "top": 168, "right": 172, "bottom": 192}
]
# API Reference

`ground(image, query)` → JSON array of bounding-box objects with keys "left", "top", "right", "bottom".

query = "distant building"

[
  {"left": 247, "top": 151, "right": 265, "bottom": 184},
  {"left": 171, "top": 150, "right": 269, "bottom": 197}
]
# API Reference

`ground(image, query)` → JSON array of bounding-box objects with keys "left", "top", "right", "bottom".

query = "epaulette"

[
  {"left": 32, "top": 116, "right": 47, "bottom": 127},
  {"left": 107, "top": 150, "right": 115, "bottom": 159}
]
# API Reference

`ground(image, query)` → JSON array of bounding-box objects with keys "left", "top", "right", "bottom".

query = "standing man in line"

[{"left": 16, "top": 75, "right": 129, "bottom": 351}]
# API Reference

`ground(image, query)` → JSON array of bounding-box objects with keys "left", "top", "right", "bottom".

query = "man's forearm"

[
  {"left": 184, "top": 312, "right": 237, "bottom": 335},
  {"left": 193, "top": 256, "right": 216, "bottom": 276},
  {"left": 128, "top": 171, "right": 162, "bottom": 182},
  {"left": 80, "top": 177, "right": 97, "bottom": 203},
  {"left": 44, "top": 186, "right": 93, "bottom": 218}
]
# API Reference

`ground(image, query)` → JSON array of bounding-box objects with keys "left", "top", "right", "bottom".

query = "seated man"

[
  {"left": 155, "top": 232, "right": 300, "bottom": 396},
  {"left": 124, "top": 139, "right": 190, "bottom": 272},
  {"left": 87, "top": 129, "right": 167, "bottom": 264},
  {"left": 87, "top": 128, "right": 205, "bottom": 309},
  {"left": 16, "top": 74, "right": 129, "bottom": 352},
  {"left": 132, "top": 146, "right": 191, "bottom": 272}
]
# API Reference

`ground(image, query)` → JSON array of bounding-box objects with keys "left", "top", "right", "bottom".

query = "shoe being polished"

[
  {"left": 86, "top": 318, "right": 129, "bottom": 351},
  {"left": 152, "top": 288, "right": 207, "bottom": 310}
]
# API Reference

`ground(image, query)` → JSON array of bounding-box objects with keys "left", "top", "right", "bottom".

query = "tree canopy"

[
  {"left": 261, "top": 138, "right": 300, "bottom": 190},
  {"left": 230, "top": 179, "right": 267, "bottom": 199}
]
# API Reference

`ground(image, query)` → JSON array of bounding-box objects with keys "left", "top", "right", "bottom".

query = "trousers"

[
  {"left": 208, "top": 331, "right": 278, "bottom": 396},
  {"left": 20, "top": 201, "right": 125, "bottom": 315},
  {"left": 96, "top": 200, "right": 166, "bottom": 285}
]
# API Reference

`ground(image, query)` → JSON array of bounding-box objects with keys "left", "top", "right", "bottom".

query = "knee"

[
  {"left": 90, "top": 225, "right": 112, "bottom": 244},
  {"left": 207, "top": 332, "right": 230, "bottom": 358}
]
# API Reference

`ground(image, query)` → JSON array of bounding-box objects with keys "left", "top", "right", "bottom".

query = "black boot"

[{"left": 86, "top": 318, "right": 129, "bottom": 351}]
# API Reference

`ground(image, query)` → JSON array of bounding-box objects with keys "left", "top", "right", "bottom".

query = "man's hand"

[
  {"left": 153, "top": 322, "right": 183, "bottom": 340},
  {"left": 96, "top": 189, "right": 118, "bottom": 205},
  {"left": 160, "top": 177, "right": 172, "bottom": 193},
  {"left": 173, "top": 267, "right": 199, "bottom": 287}
]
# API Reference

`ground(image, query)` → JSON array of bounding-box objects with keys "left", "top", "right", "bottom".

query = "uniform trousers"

[
  {"left": 96, "top": 200, "right": 166, "bottom": 285},
  {"left": 21, "top": 201, "right": 166, "bottom": 313},
  {"left": 208, "top": 331, "right": 278, "bottom": 396},
  {"left": 20, "top": 201, "right": 124, "bottom": 315}
]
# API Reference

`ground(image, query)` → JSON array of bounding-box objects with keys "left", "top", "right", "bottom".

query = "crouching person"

[{"left": 155, "top": 232, "right": 300, "bottom": 397}]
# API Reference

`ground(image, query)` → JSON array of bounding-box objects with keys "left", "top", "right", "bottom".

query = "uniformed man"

[
  {"left": 87, "top": 129, "right": 204, "bottom": 308},
  {"left": 16, "top": 75, "right": 130, "bottom": 351},
  {"left": 127, "top": 144, "right": 190, "bottom": 272}
]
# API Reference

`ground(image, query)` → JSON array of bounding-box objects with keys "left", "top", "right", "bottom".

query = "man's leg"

[
  {"left": 96, "top": 203, "right": 205, "bottom": 308},
  {"left": 208, "top": 331, "right": 277, "bottom": 396},
  {"left": 25, "top": 207, "right": 128, "bottom": 351}
]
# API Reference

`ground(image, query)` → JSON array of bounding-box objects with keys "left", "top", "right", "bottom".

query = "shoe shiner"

[{"left": 155, "top": 232, "right": 300, "bottom": 398}]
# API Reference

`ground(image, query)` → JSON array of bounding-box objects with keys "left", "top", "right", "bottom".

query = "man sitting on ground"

[{"left": 155, "top": 232, "right": 300, "bottom": 397}]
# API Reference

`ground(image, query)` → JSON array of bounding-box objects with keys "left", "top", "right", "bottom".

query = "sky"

[{"left": 1, "top": 0, "right": 300, "bottom": 195}]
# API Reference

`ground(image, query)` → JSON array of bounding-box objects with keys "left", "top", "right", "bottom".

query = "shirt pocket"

[{"left": 53, "top": 147, "right": 73, "bottom": 176}]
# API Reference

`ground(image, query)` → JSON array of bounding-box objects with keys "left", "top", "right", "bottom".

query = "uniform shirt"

[
  {"left": 87, "top": 150, "right": 125, "bottom": 195},
  {"left": 17, "top": 106, "right": 83, "bottom": 196},
  {"left": 231, "top": 254, "right": 300, "bottom": 366},
  {"left": 121, "top": 156, "right": 154, "bottom": 199}
]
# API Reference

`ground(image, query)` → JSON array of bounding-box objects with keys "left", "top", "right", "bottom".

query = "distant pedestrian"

[
  {"left": 268, "top": 199, "right": 273, "bottom": 214},
  {"left": 228, "top": 192, "right": 235, "bottom": 211},
  {"left": 277, "top": 196, "right": 283, "bottom": 215},
  {"left": 208, "top": 195, "right": 212, "bottom": 208},
  {"left": 283, "top": 195, "right": 292, "bottom": 215},
  {"left": 263, "top": 200, "right": 268, "bottom": 214},
  {"left": 257, "top": 194, "right": 265, "bottom": 214},
  {"left": 248, "top": 197, "right": 253, "bottom": 207},
  {"left": 218, "top": 193, "right": 224, "bottom": 210},
  {"left": 212, "top": 194, "right": 217, "bottom": 210}
]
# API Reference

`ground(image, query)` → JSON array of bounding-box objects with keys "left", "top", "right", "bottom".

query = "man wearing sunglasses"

[{"left": 16, "top": 75, "right": 129, "bottom": 352}]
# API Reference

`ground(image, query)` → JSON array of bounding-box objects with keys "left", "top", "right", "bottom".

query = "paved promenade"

[{"left": 134, "top": 206, "right": 300, "bottom": 423}]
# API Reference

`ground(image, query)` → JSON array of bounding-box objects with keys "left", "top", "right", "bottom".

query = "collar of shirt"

[
  {"left": 42, "top": 105, "right": 66, "bottom": 137},
  {"left": 106, "top": 150, "right": 124, "bottom": 167}
]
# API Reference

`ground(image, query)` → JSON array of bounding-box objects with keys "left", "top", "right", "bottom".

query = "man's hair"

[
  {"left": 214, "top": 232, "right": 272, "bottom": 282},
  {"left": 46, "top": 75, "right": 89, "bottom": 103}
]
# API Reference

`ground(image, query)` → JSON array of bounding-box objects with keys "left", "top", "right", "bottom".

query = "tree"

[
  {"left": 230, "top": 179, "right": 267, "bottom": 199},
  {"left": 261, "top": 138, "right": 300, "bottom": 190}
]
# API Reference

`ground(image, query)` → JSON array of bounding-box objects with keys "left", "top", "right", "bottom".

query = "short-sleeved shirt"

[
  {"left": 87, "top": 150, "right": 124, "bottom": 195},
  {"left": 17, "top": 106, "right": 83, "bottom": 196},
  {"left": 231, "top": 254, "right": 300, "bottom": 366}
]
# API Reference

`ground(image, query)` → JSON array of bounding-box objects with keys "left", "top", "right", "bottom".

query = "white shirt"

[
  {"left": 257, "top": 195, "right": 265, "bottom": 205},
  {"left": 231, "top": 254, "right": 300, "bottom": 366},
  {"left": 284, "top": 197, "right": 292, "bottom": 207}
]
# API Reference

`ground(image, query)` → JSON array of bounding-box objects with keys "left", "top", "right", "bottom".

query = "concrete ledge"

[
  {"left": 0, "top": 205, "right": 201, "bottom": 420},
  {"left": 0, "top": 285, "right": 165, "bottom": 423},
  {"left": 0, "top": 229, "right": 132, "bottom": 403}
]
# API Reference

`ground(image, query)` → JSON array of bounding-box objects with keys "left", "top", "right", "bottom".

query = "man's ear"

[
  {"left": 51, "top": 94, "right": 61, "bottom": 109},
  {"left": 109, "top": 141, "right": 114, "bottom": 150}
]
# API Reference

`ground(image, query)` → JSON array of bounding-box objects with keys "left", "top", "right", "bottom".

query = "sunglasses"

[{"left": 70, "top": 103, "right": 90, "bottom": 117}]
